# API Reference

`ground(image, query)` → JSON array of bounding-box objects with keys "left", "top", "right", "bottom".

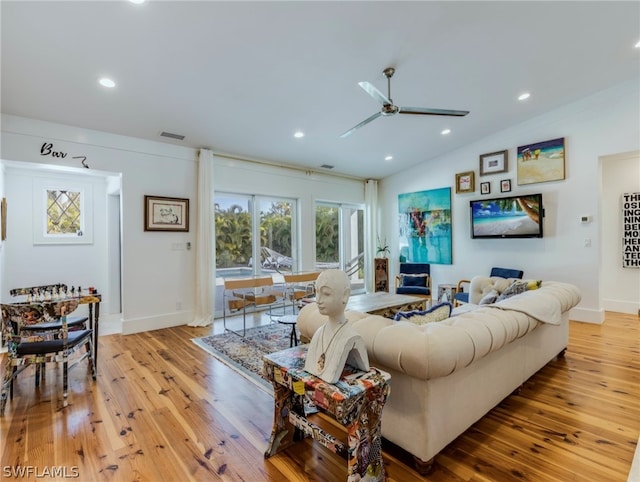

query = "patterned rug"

[{"left": 192, "top": 323, "right": 294, "bottom": 394}]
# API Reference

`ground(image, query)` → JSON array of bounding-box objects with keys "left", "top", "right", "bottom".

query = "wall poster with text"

[{"left": 622, "top": 192, "right": 640, "bottom": 268}]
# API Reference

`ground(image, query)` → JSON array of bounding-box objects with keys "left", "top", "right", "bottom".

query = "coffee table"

[{"left": 346, "top": 292, "right": 426, "bottom": 318}]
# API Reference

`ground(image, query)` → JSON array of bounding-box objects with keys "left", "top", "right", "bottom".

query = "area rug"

[{"left": 192, "top": 323, "right": 294, "bottom": 395}]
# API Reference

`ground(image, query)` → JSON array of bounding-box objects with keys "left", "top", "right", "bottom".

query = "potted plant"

[{"left": 376, "top": 236, "right": 390, "bottom": 258}]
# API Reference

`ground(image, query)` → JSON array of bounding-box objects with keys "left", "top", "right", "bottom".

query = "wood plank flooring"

[{"left": 1, "top": 311, "right": 638, "bottom": 481}]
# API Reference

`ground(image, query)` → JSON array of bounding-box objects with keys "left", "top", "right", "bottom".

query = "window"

[
  {"left": 33, "top": 179, "right": 93, "bottom": 245},
  {"left": 47, "top": 189, "right": 82, "bottom": 235}
]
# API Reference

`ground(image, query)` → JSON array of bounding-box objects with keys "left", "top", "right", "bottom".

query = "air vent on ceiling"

[
  {"left": 160, "top": 131, "right": 185, "bottom": 140},
  {"left": 320, "top": 164, "right": 334, "bottom": 169}
]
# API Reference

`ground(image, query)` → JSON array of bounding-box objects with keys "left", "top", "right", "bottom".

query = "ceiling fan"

[{"left": 340, "top": 67, "right": 470, "bottom": 138}]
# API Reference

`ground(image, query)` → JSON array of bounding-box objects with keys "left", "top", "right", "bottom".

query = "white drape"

[
  {"left": 364, "top": 179, "right": 378, "bottom": 293},
  {"left": 188, "top": 149, "right": 214, "bottom": 327}
]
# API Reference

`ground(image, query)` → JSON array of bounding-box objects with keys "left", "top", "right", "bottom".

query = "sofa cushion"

[
  {"left": 394, "top": 302, "right": 453, "bottom": 325},
  {"left": 401, "top": 274, "right": 427, "bottom": 287}
]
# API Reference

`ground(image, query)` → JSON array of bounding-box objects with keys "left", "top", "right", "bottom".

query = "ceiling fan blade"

[
  {"left": 399, "top": 106, "right": 470, "bottom": 116},
  {"left": 358, "top": 81, "right": 391, "bottom": 106},
  {"left": 340, "top": 111, "right": 383, "bottom": 138}
]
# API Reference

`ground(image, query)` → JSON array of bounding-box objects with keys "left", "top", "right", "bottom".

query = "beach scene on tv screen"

[{"left": 472, "top": 196, "right": 541, "bottom": 236}]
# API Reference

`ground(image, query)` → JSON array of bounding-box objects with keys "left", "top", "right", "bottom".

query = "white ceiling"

[{"left": 2, "top": 1, "right": 639, "bottom": 179}]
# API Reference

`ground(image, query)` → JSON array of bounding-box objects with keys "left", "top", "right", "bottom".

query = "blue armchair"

[
  {"left": 395, "top": 263, "right": 432, "bottom": 305},
  {"left": 454, "top": 267, "right": 524, "bottom": 306}
]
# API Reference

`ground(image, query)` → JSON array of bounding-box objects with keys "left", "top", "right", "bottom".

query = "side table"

[
  {"left": 437, "top": 283, "right": 458, "bottom": 303},
  {"left": 263, "top": 345, "right": 391, "bottom": 482},
  {"left": 274, "top": 314, "right": 299, "bottom": 347}
]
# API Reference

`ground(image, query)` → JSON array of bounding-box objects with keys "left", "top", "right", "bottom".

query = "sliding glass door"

[
  {"left": 215, "top": 193, "right": 295, "bottom": 279},
  {"left": 315, "top": 202, "right": 365, "bottom": 292}
]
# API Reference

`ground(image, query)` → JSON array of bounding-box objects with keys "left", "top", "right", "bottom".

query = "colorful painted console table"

[{"left": 263, "top": 345, "right": 391, "bottom": 482}]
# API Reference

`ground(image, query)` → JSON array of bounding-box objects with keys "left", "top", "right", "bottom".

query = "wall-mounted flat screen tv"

[{"left": 470, "top": 193, "right": 544, "bottom": 239}]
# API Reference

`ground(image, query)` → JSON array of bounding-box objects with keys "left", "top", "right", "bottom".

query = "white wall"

[
  {"left": 212, "top": 156, "right": 364, "bottom": 271},
  {"left": 379, "top": 80, "right": 640, "bottom": 323},
  {"left": 1, "top": 115, "right": 198, "bottom": 333},
  {"left": 3, "top": 165, "right": 112, "bottom": 320},
  {"left": 0, "top": 115, "right": 365, "bottom": 334},
  {"left": 600, "top": 151, "right": 640, "bottom": 314}
]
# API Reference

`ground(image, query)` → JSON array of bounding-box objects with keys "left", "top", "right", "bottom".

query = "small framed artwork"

[
  {"left": 144, "top": 195, "right": 190, "bottom": 232},
  {"left": 479, "top": 149, "right": 508, "bottom": 176},
  {"left": 1, "top": 197, "right": 6, "bottom": 240},
  {"left": 455, "top": 171, "right": 475, "bottom": 194},
  {"left": 500, "top": 179, "right": 512, "bottom": 193},
  {"left": 517, "top": 137, "right": 565, "bottom": 185},
  {"left": 480, "top": 182, "right": 491, "bottom": 195}
]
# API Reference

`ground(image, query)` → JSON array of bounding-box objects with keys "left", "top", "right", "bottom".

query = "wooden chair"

[
  {"left": 1, "top": 299, "right": 96, "bottom": 415},
  {"left": 222, "top": 276, "right": 284, "bottom": 336},
  {"left": 283, "top": 272, "right": 319, "bottom": 313}
]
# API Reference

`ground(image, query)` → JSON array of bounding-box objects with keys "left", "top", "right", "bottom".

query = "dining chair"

[
  {"left": 10, "top": 283, "right": 89, "bottom": 331},
  {"left": 0, "top": 299, "right": 96, "bottom": 415}
]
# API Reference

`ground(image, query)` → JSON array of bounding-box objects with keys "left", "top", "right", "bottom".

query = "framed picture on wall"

[
  {"left": 517, "top": 137, "right": 565, "bottom": 185},
  {"left": 455, "top": 171, "right": 475, "bottom": 194},
  {"left": 480, "top": 182, "right": 491, "bottom": 195},
  {"left": 144, "top": 195, "right": 190, "bottom": 232},
  {"left": 479, "top": 150, "right": 508, "bottom": 176},
  {"left": 500, "top": 179, "right": 512, "bottom": 193}
]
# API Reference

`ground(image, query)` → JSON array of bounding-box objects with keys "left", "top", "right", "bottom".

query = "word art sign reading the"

[{"left": 622, "top": 192, "right": 640, "bottom": 268}]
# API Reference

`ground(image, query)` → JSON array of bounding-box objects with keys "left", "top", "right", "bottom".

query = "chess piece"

[{"left": 304, "top": 269, "right": 369, "bottom": 383}]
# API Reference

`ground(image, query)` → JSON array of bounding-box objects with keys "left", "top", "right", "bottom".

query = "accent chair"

[
  {"left": 454, "top": 267, "right": 524, "bottom": 307},
  {"left": 395, "top": 263, "right": 432, "bottom": 305}
]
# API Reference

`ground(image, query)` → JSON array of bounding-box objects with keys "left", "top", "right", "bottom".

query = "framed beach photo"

[
  {"left": 144, "top": 195, "right": 190, "bottom": 232},
  {"left": 500, "top": 179, "right": 512, "bottom": 193},
  {"left": 480, "top": 182, "right": 491, "bottom": 195},
  {"left": 455, "top": 171, "right": 475, "bottom": 194},
  {"left": 517, "top": 137, "right": 565, "bottom": 185},
  {"left": 479, "top": 150, "right": 508, "bottom": 176}
]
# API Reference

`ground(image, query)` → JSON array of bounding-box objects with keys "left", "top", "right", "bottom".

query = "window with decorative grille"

[
  {"left": 46, "top": 189, "right": 82, "bottom": 236},
  {"left": 33, "top": 178, "right": 93, "bottom": 245}
]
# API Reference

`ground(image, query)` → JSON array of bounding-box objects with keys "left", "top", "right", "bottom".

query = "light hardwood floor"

[{"left": 1, "top": 311, "right": 638, "bottom": 481}]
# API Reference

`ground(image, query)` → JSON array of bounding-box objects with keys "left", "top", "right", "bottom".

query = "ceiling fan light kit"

[{"left": 341, "top": 67, "right": 469, "bottom": 138}]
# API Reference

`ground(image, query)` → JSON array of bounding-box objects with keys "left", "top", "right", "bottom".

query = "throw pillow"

[
  {"left": 402, "top": 275, "right": 427, "bottom": 287},
  {"left": 526, "top": 279, "right": 542, "bottom": 290},
  {"left": 496, "top": 280, "right": 528, "bottom": 301},
  {"left": 394, "top": 302, "right": 453, "bottom": 325},
  {"left": 479, "top": 289, "right": 499, "bottom": 305}
]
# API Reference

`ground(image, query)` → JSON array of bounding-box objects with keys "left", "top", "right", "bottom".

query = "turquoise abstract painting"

[{"left": 398, "top": 187, "right": 452, "bottom": 265}]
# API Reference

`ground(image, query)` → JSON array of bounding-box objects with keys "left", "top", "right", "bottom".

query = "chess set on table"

[{"left": 10, "top": 283, "right": 98, "bottom": 303}]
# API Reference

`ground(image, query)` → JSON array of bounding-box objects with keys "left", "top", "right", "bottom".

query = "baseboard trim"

[
  {"left": 569, "top": 306, "right": 604, "bottom": 324},
  {"left": 122, "top": 310, "right": 194, "bottom": 335}
]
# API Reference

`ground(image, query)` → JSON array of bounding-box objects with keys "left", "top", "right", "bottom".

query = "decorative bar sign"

[{"left": 622, "top": 192, "right": 640, "bottom": 268}]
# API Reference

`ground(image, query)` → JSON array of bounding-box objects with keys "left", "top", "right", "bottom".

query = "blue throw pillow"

[
  {"left": 402, "top": 275, "right": 427, "bottom": 287},
  {"left": 394, "top": 302, "right": 453, "bottom": 325}
]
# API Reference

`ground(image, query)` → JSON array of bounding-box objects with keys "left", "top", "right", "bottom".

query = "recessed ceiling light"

[
  {"left": 130, "top": 0, "right": 145, "bottom": 4},
  {"left": 384, "top": 155, "right": 393, "bottom": 161},
  {"left": 441, "top": 129, "right": 451, "bottom": 135},
  {"left": 293, "top": 131, "right": 305, "bottom": 138},
  {"left": 99, "top": 78, "right": 116, "bottom": 88},
  {"left": 635, "top": 40, "right": 640, "bottom": 48},
  {"left": 518, "top": 92, "right": 531, "bottom": 101}
]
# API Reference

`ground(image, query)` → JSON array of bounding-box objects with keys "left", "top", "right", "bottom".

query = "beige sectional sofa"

[{"left": 297, "top": 279, "right": 582, "bottom": 473}]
